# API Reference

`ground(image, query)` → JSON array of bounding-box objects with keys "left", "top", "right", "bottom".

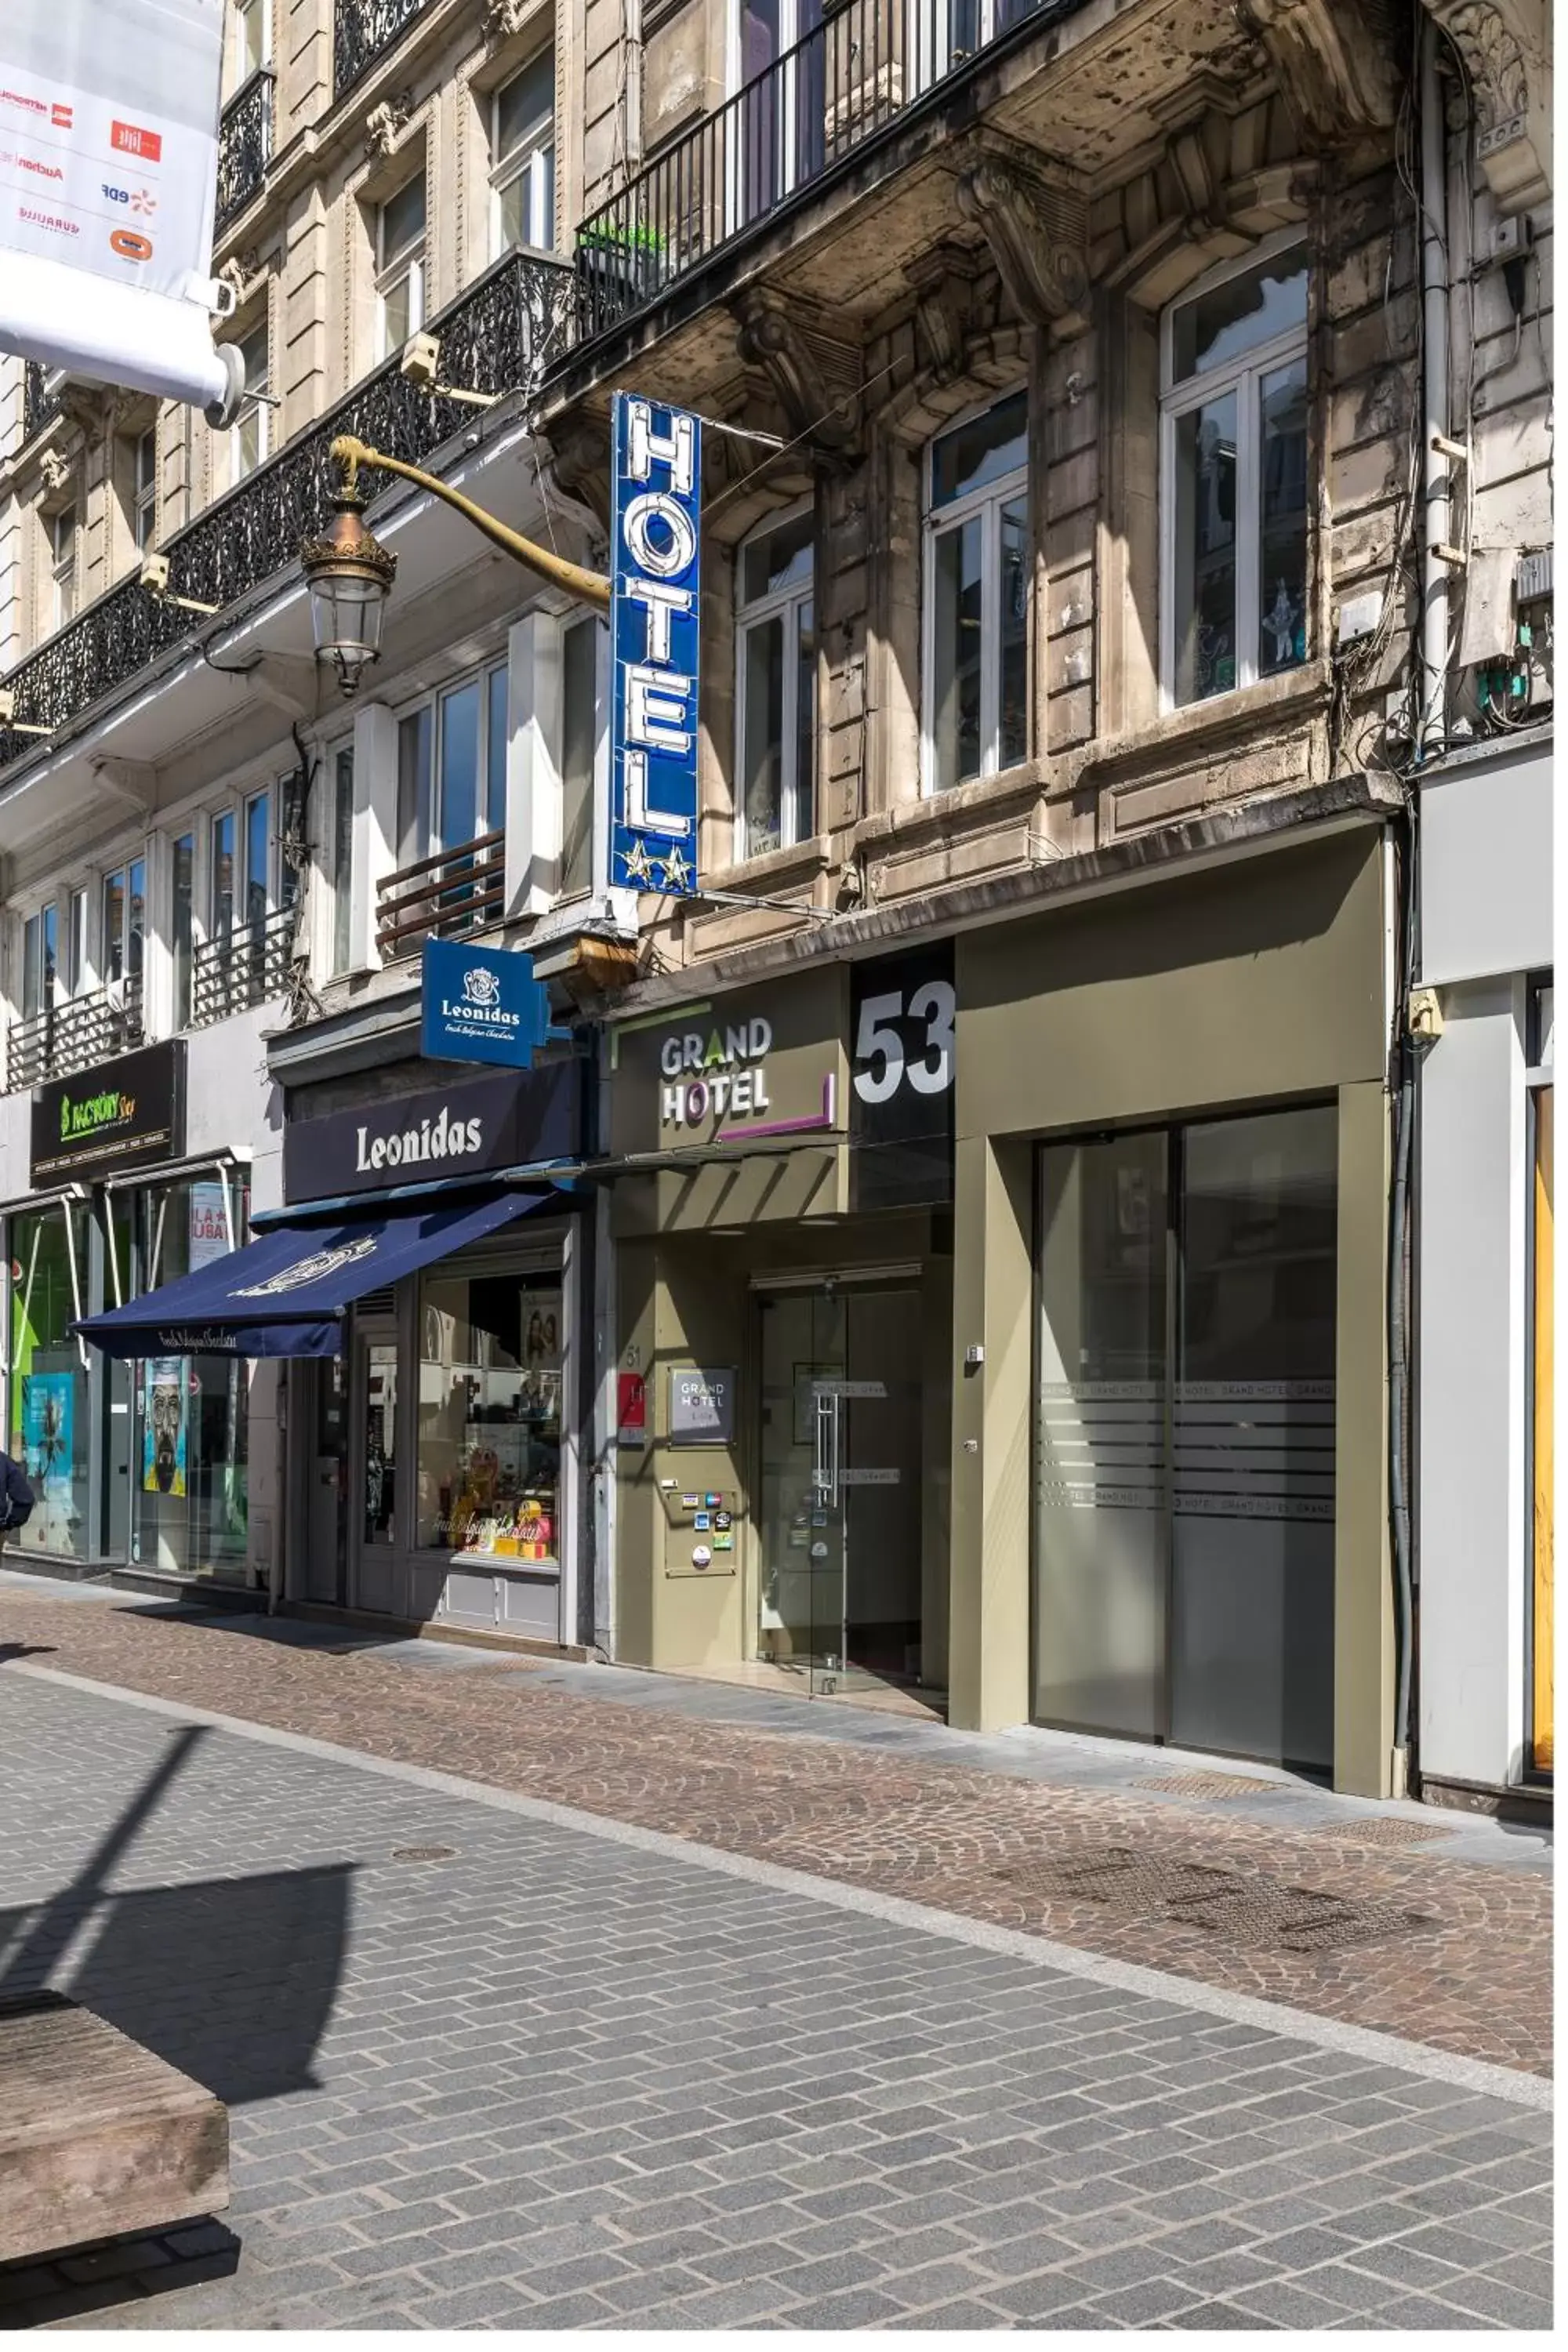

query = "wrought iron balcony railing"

[
  {"left": 575, "top": 0, "right": 1069, "bottom": 342},
  {"left": 190, "top": 906, "right": 296, "bottom": 1029},
  {"left": 216, "top": 66, "right": 275, "bottom": 234},
  {"left": 376, "top": 832, "right": 506, "bottom": 959},
  {"left": 0, "top": 247, "right": 572, "bottom": 772},
  {"left": 5, "top": 976, "right": 144, "bottom": 1094},
  {"left": 19, "top": 361, "right": 63, "bottom": 452},
  {"left": 335, "top": 0, "right": 430, "bottom": 100}
]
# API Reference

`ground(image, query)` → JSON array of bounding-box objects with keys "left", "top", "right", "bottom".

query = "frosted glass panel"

[{"left": 1034, "top": 1134, "right": 1167, "bottom": 1737}]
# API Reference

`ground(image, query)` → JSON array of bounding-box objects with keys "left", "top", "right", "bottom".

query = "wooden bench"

[{"left": 0, "top": 1994, "right": 228, "bottom": 2264}]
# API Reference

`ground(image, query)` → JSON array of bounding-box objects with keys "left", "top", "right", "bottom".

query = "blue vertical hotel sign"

[{"left": 610, "top": 392, "right": 702, "bottom": 895}]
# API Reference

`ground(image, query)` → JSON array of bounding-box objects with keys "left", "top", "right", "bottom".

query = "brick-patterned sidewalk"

[{"left": 0, "top": 1586, "right": 1550, "bottom": 2078}]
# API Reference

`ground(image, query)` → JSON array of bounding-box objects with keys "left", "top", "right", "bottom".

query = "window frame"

[
  {"left": 231, "top": 0, "right": 269, "bottom": 89},
  {"left": 734, "top": 501, "right": 817, "bottom": 861},
  {"left": 1158, "top": 232, "right": 1310, "bottom": 712},
  {"left": 231, "top": 320, "right": 270, "bottom": 484},
  {"left": 920, "top": 389, "right": 1029, "bottom": 797},
  {"left": 376, "top": 169, "right": 427, "bottom": 360},
  {"left": 49, "top": 504, "right": 77, "bottom": 631},
  {"left": 100, "top": 853, "right": 147, "bottom": 989},
  {"left": 491, "top": 49, "right": 556, "bottom": 257},
  {"left": 394, "top": 655, "right": 510, "bottom": 867},
  {"left": 132, "top": 424, "right": 158, "bottom": 554},
  {"left": 20, "top": 902, "right": 56, "bottom": 1022}
]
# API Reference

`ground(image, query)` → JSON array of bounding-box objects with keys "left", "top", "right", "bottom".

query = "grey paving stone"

[
  {"left": 1231, "top": 2277, "right": 1377, "bottom": 2328},
  {"left": 878, "top": 2259, "right": 992, "bottom": 2310},
  {"left": 1087, "top": 2277, "right": 1211, "bottom": 2326},
  {"left": 778, "top": 2288, "right": 909, "bottom": 2328},
  {"left": 984, "top": 2267, "right": 1106, "bottom": 2319},
  {"left": 888, "top": 2298, "right": 1011, "bottom": 2329},
  {"left": 1427, "top": 2270, "right": 1556, "bottom": 2330}
]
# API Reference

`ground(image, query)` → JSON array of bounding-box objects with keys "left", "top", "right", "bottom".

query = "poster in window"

[
  {"left": 21, "top": 1371, "right": 73, "bottom": 1511},
  {"left": 142, "top": 1356, "right": 188, "bottom": 1497},
  {"left": 188, "top": 1181, "right": 230, "bottom": 1269}
]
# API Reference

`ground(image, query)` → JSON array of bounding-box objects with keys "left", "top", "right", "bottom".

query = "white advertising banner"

[{"left": 0, "top": 0, "right": 242, "bottom": 421}]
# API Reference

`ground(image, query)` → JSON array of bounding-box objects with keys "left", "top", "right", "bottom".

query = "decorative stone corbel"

[
  {"left": 92, "top": 759, "right": 158, "bottom": 812},
  {"left": 365, "top": 96, "right": 412, "bottom": 158},
  {"left": 484, "top": 0, "right": 534, "bottom": 35},
  {"left": 1428, "top": 0, "right": 1551, "bottom": 214},
  {"left": 38, "top": 449, "right": 71, "bottom": 495},
  {"left": 732, "top": 287, "right": 858, "bottom": 455},
  {"left": 539, "top": 420, "right": 612, "bottom": 538},
  {"left": 955, "top": 154, "right": 1089, "bottom": 339},
  {"left": 902, "top": 245, "right": 975, "bottom": 387},
  {"left": 216, "top": 253, "right": 252, "bottom": 303},
  {"left": 1239, "top": 0, "right": 1401, "bottom": 144}
]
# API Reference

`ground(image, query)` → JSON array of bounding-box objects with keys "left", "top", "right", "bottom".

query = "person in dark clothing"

[{"left": 0, "top": 1450, "right": 35, "bottom": 1554}]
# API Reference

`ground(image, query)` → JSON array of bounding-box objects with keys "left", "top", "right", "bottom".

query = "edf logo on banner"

[{"left": 610, "top": 393, "right": 702, "bottom": 896}]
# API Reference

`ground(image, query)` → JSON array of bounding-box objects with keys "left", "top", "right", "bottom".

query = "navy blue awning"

[{"left": 73, "top": 1190, "right": 549, "bottom": 1359}]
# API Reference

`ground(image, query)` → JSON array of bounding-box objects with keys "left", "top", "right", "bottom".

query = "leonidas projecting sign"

[{"left": 0, "top": 0, "right": 244, "bottom": 420}]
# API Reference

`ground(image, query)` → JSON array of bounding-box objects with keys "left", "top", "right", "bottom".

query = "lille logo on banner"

[{"left": 609, "top": 391, "right": 702, "bottom": 898}]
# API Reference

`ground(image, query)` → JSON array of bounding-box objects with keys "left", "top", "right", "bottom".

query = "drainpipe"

[{"left": 1417, "top": 14, "right": 1452, "bottom": 757}]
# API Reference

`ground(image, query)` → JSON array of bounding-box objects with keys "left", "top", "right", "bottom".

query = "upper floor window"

[
  {"left": 64, "top": 887, "right": 87, "bottom": 999},
  {"left": 132, "top": 426, "right": 158, "bottom": 553},
  {"left": 233, "top": 324, "right": 270, "bottom": 481},
  {"left": 49, "top": 506, "right": 77, "bottom": 630},
  {"left": 1162, "top": 241, "right": 1309, "bottom": 708},
  {"left": 172, "top": 832, "right": 195, "bottom": 1029},
  {"left": 492, "top": 50, "right": 555, "bottom": 256},
  {"left": 232, "top": 0, "right": 267, "bottom": 85},
  {"left": 924, "top": 390, "right": 1028, "bottom": 793},
  {"left": 378, "top": 172, "right": 426, "bottom": 358},
  {"left": 211, "top": 810, "right": 237, "bottom": 937},
  {"left": 736, "top": 507, "right": 815, "bottom": 858},
  {"left": 21, "top": 904, "right": 56, "bottom": 1022},
  {"left": 330, "top": 743, "right": 356, "bottom": 975},
  {"left": 396, "top": 662, "right": 508, "bottom": 868},
  {"left": 560, "top": 615, "right": 604, "bottom": 898},
  {"left": 103, "top": 857, "right": 147, "bottom": 987}
]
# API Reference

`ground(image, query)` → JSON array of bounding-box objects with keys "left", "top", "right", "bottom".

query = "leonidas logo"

[
  {"left": 111, "top": 121, "right": 162, "bottom": 162},
  {"left": 355, "top": 1102, "right": 484, "bottom": 1174},
  {"left": 110, "top": 227, "right": 154, "bottom": 262}
]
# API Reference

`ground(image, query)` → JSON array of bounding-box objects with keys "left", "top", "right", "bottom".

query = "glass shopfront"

[
  {"left": 419, "top": 1261, "right": 564, "bottom": 1566},
  {"left": 4, "top": 1171, "right": 251, "bottom": 1577}
]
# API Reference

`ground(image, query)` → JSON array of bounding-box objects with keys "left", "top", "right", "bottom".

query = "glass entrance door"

[{"left": 757, "top": 1279, "right": 924, "bottom": 1698}]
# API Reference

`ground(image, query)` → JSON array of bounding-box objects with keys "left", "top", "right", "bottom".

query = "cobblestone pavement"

[
  {"left": 0, "top": 1582, "right": 1551, "bottom": 2078},
  {"left": 0, "top": 1668, "right": 1552, "bottom": 2332}
]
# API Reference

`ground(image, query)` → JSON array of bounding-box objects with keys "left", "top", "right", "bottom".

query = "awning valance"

[{"left": 72, "top": 1190, "right": 549, "bottom": 1359}]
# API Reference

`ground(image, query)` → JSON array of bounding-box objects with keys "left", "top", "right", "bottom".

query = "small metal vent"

[
  {"left": 355, "top": 1287, "right": 396, "bottom": 1317},
  {"left": 992, "top": 1846, "right": 1435, "bottom": 1954},
  {"left": 1516, "top": 551, "right": 1553, "bottom": 604},
  {"left": 390, "top": 1846, "right": 457, "bottom": 1864},
  {"left": 1317, "top": 1819, "right": 1454, "bottom": 1846}
]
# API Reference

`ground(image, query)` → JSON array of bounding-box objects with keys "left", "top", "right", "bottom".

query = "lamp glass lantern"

[{"left": 301, "top": 485, "right": 397, "bottom": 696}]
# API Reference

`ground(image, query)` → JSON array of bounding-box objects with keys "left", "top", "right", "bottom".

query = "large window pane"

[
  {"left": 742, "top": 510, "right": 813, "bottom": 603},
  {"left": 742, "top": 613, "right": 786, "bottom": 853},
  {"left": 211, "top": 814, "right": 235, "bottom": 936},
  {"left": 103, "top": 869, "right": 126, "bottom": 981},
  {"left": 1172, "top": 253, "right": 1308, "bottom": 382},
  {"left": 332, "top": 749, "right": 354, "bottom": 975},
  {"left": 418, "top": 1268, "right": 564, "bottom": 1559},
  {"left": 792, "top": 598, "right": 815, "bottom": 843},
  {"left": 998, "top": 496, "right": 1028, "bottom": 771},
  {"left": 132, "top": 1180, "right": 250, "bottom": 1577},
  {"left": 397, "top": 706, "right": 434, "bottom": 866},
  {"left": 1258, "top": 357, "right": 1308, "bottom": 677},
  {"left": 1172, "top": 390, "right": 1237, "bottom": 706},
  {"left": 438, "top": 679, "right": 481, "bottom": 849},
  {"left": 485, "top": 665, "right": 508, "bottom": 834},
  {"left": 126, "top": 858, "right": 146, "bottom": 980},
  {"left": 1532, "top": 1084, "right": 1553, "bottom": 1773},
  {"left": 1034, "top": 1134, "right": 1168, "bottom": 1738},
  {"left": 496, "top": 50, "right": 553, "bottom": 158},
  {"left": 561, "top": 619, "right": 597, "bottom": 896},
  {"left": 1171, "top": 1107, "right": 1337, "bottom": 1769},
  {"left": 931, "top": 514, "right": 982, "bottom": 789},
  {"left": 8, "top": 1207, "right": 92, "bottom": 1561},
  {"left": 244, "top": 795, "right": 268, "bottom": 926},
  {"left": 931, "top": 391, "right": 1027, "bottom": 508},
  {"left": 172, "top": 835, "right": 194, "bottom": 1026},
  {"left": 22, "top": 913, "right": 42, "bottom": 1020}
]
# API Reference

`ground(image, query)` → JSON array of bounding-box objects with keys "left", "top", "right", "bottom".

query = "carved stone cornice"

[
  {"left": 731, "top": 288, "right": 859, "bottom": 456},
  {"left": 902, "top": 245, "right": 976, "bottom": 387},
  {"left": 1240, "top": 0, "right": 1401, "bottom": 144},
  {"left": 954, "top": 153, "right": 1089, "bottom": 339},
  {"left": 1427, "top": 0, "right": 1551, "bottom": 213},
  {"left": 540, "top": 418, "right": 611, "bottom": 535}
]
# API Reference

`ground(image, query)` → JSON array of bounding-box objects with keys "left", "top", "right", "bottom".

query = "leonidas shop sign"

[
  {"left": 610, "top": 969, "right": 846, "bottom": 1158},
  {"left": 284, "top": 1059, "right": 582, "bottom": 1203},
  {"left": 31, "top": 1040, "right": 187, "bottom": 1185}
]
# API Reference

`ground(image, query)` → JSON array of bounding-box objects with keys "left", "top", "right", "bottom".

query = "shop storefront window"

[
  {"left": 7, "top": 1207, "right": 91, "bottom": 1559},
  {"left": 129, "top": 1177, "right": 250, "bottom": 1577},
  {"left": 1530, "top": 981, "right": 1553, "bottom": 1776},
  {"left": 417, "top": 1266, "right": 563, "bottom": 1562}
]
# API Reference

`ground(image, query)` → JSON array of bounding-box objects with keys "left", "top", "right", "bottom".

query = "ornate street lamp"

[{"left": 302, "top": 434, "right": 610, "bottom": 699}]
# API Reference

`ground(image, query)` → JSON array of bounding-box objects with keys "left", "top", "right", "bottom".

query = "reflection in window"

[
  {"left": 926, "top": 394, "right": 1029, "bottom": 790},
  {"left": 172, "top": 833, "right": 194, "bottom": 1027},
  {"left": 418, "top": 1269, "right": 564, "bottom": 1562},
  {"left": 561, "top": 615, "right": 599, "bottom": 896},
  {"left": 492, "top": 49, "right": 556, "bottom": 254},
  {"left": 132, "top": 1179, "right": 249, "bottom": 1577},
  {"left": 736, "top": 507, "right": 815, "bottom": 856},
  {"left": 1164, "top": 245, "right": 1309, "bottom": 706}
]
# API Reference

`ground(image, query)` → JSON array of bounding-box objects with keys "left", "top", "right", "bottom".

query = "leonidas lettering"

[{"left": 356, "top": 1107, "right": 484, "bottom": 1172}]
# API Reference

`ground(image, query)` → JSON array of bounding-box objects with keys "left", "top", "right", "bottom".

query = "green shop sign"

[{"left": 31, "top": 1041, "right": 186, "bottom": 1185}]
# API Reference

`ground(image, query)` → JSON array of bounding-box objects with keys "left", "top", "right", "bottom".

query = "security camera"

[
  {"left": 399, "top": 331, "right": 442, "bottom": 392},
  {"left": 140, "top": 553, "right": 171, "bottom": 596}
]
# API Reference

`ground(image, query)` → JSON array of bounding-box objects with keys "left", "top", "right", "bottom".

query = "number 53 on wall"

[{"left": 852, "top": 976, "right": 956, "bottom": 1102}]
